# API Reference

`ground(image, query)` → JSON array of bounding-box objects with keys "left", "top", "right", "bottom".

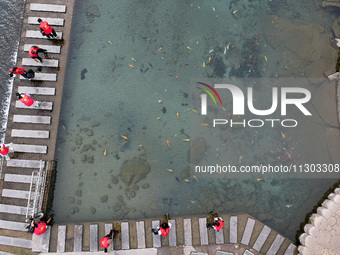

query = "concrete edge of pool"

[{"left": 0, "top": 0, "right": 339, "bottom": 254}]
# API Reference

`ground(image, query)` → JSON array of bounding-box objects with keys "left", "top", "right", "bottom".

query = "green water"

[{"left": 53, "top": 0, "right": 340, "bottom": 241}]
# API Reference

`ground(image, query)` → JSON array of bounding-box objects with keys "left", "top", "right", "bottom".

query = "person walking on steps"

[
  {"left": 206, "top": 210, "right": 224, "bottom": 232},
  {"left": 9, "top": 67, "right": 35, "bottom": 80},
  {"left": 100, "top": 227, "right": 119, "bottom": 253},
  {"left": 29, "top": 45, "right": 47, "bottom": 63},
  {"left": 38, "top": 18, "right": 57, "bottom": 38},
  {"left": 152, "top": 213, "right": 172, "bottom": 237},
  {"left": 16, "top": 92, "right": 40, "bottom": 107},
  {"left": 0, "top": 143, "right": 14, "bottom": 161}
]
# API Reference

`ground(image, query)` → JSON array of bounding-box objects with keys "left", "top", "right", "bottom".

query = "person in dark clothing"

[
  {"left": 29, "top": 45, "right": 47, "bottom": 63},
  {"left": 9, "top": 67, "right": 35, "bottom": 79},
  {"left": 38, "top": 18, "right": 57, "bottom": 38}
]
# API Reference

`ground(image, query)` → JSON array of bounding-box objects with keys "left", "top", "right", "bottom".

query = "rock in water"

[
  {"left": 120, "top": 159, "right": 151, "bottom": 186},
  {"left": 189, "top": 139, "right": 207, "bottom": 164}
]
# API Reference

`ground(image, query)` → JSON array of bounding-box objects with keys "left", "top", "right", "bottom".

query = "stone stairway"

[
  {"left": 0, "top": 1, "right": 74, "bottom": 254},
  {"left": 34, "top": 214, "right": 296, "bottom": 254}
]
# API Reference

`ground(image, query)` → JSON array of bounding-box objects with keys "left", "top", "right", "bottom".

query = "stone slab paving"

[
  {"left": 22, "top": 58, "right": 59, "bottom": 67},
  {"left": 121, "top": 222, "right": 130, "bottom": 250},
  {"left": 18, "top": 86, "right": 56, "bottom": 95},
  {"left": 0, "top": 220, "right": 27, "bottom": 231},
  {"left": 183, "top": 218, "right": 192, "bottom": 246},
  {"left": 90, "top": 224, "right": 98, "bottom": 252},
  {"left": 74, "top": 225, "right": 83, "bottom": 252},
  {"left": 0, "top": 236, "right": 31, "bottom": 249},
  {"left": 2, "top": 189, "right": 29, "bottom": 200},
  {"left": 215, "top": 228, "right": 224, "bottom": 245},
  {"left": 11, "top": 144, "right": 47, "bottom": 154},
  {"left": 151, "top": 221, "right": 161, "bottom": 248},
  {"left": 198, "top": 218, "right": 208, "bottom": 245},
  {"left": 24, "top": 44, "right": 61, "bottom": 53},
  {"left": 30, "top": 3, "right": 66, "bottom": 13},
  {"left": 27, "top": 17, "right": 64, "bottom": 26},
  {"left": 26, "top": 30, "right": 63, "bottom": 40},
  {"left": 11, "top": 129, "right": 50, "bottom": 139},
  {"left": 229, "top": 216, "right": 237, "bottom": 243},
  {"left": 19, "top": 72, "right": 57, "bottom": 81},
  {"left": 266, "top": 234, "right": 284, "bottom": 255},
  {"left": 253, "top": 225, "right": 271, "bottom": 252},
  {"left": 57, "top": 225, "right": 66, "bottom": 253},
  {"left": 136, "top": 221, "right": 146, "bottom": 249},
  {"left": 4, "top": 174, "right": 33, "bottom": 183},
  {"left": 6, "top": 159, "right": 41, "bottom": 168},
  {"left": 15, "top": 100, "right": 53, "bottom": 111},
  {"left": 13, "top": 115, "right": 51, "bottom": 124},
  {"left": 241, "top": 218, "right": 256, "bottom": 246},
  {"left": 0, "top": 204, "right": 26, "bottom": 215},
  {"left": 168, "top": 219, "right": 176, "bottom": 246}
]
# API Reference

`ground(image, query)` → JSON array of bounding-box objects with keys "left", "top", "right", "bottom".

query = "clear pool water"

[{"left": 54, "top": 0, "right": 340, "bottom": 241}]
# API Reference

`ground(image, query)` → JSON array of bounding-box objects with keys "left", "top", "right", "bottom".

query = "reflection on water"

[{"left": 54, "top": 0, "right": 339, "bottom": 241}]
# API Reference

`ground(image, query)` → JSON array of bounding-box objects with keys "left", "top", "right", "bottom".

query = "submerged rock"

[
  {"left": 75, "top": 189, "right": 82, "bottom": 197},
  {"left": 111, "top": 176, "right": 119, "bottom": 184},
  {"left": 91, "top": 207, "right": 96, "bottom": 214},
  {"left": 91, "top": 121, "right": 101, "bottom": 127},
  {"left": 120, "top": 159, "right": 151, "bottom": 186},
  {"left": 101, "top": 195, "right": 108, "bottom": 203},
  {"left": 189, "top": 139, "right": 207, "bottom": 164},
  {"left": 142, "top": 183, "right": 150, "bottom": 189}
]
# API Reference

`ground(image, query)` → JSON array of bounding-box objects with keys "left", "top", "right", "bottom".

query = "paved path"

[{"left": 0, "top": 0, "right": 74, "bottom": 254}]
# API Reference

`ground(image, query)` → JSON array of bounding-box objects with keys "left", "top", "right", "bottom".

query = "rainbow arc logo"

[{"left": 196, "top": 82, "right": 223, "bottom": 110}]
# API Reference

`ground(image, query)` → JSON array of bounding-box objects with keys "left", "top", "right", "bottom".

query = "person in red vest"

[
  {"left": 152, "top": 213, "right": 172, "bottom": 237},
  {"left": 212, "top": 216, "right": 224, "bottom": 232},
  {"left": 38, "top": 18, "right": 57, "bottom": 38},
  {"left": 100, "top": 228, "right": 119, "bottom": 253},
  {"left": 0, "top": 143, "right": 13, "bottom": 161},
  {"left": 16, "top": 92, "right": 40, "bottom": 107},
  {"left": 29, "top": 45, "right": 47, "bottom": 63},
  {"left": 9, "top": 67, "right": 35, "bottom": 79},
  {"left": 206, "top": 211, "right": 224, "bottom": 232}
]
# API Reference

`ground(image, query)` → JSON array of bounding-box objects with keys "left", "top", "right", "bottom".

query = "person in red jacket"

[
  {"left": 152, "top": 213, "right": 172, "bottom": 237},
  {"left": 0, "top": 143, "right": 14, "bottom": 161},
  {"left": 29, "top": 45, "right": 47, "bottom": 63},
  {"left": 9, "top": 67, "right": 35, "bottom": 79},
  {"left": 206, "top": 211, "right": 224, "bottom": 232},
  {"left": 213, "top": 216, "right": 224, "bottom": 232},
  {"left": 16, "top": 93, "right": 40, "bottom": 107},
  {"left": 38, "top": 18, "right": 57, "bottom": 38}
]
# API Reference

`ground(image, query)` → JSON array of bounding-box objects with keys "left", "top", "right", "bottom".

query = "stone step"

[
  {"left": 2, "top": 189, "right": 29, "bottom": 200},
  {"left": 0, "top": 251, "right": 16, "bottom": 255},
  {"left": 6, "top": 159, "right": 42, "bottom": 168},
  {"left": 90, "top": 224, "right": 98, "bottom": 252},
  {"left": 152, "top": 220, "right": 161, "bottom": 248},
  {"left": 20, "top": 72, "right": 57, "bottom": 81},
  {"left": 57, "top": 225, "right": 66, "bottom": 253},
  {"left": 30, "top": 3, "right": 66, "bottom": 13},
  {"left": 24, "top": 44, "right": 61, "bottom": 54},
  {"left": 121, "top": 222, "right": 129, "bottom": 250},
  {"left": 136, "top": 221, "right": 146, "bottom": 249},
  {"left": 26, "top": 30, "right": 63, "bottom": 40},
  {"left": 104, "top": 223, "right": 114, "bottom": 250},
  {"left": 0, "top": 219, "right": 27, "bottom": 231},
  {"left": 183, "top": 218, "right": 192, "bottom": 246},
  {"left": 0, "top": 204, "right": 26, "bottom": 215},
  {"left": 266, "top": 234, "right": 285, "bottom": 255},
  {"left": 18, "top": 86, "right": 55, "bottom": 96},
  {"left": 11, "top": 129, "right": 50, "bottom": 139},
  {"left": 0, "top": 235, "right": 31, "bottom": 249},
  {"left": 241, "top": 218, "right": 256, "bottom": 246},
  {"left": 215, "top": 227, "right": 224, "bottom": 245},
  {"left": 32, "top": 225, "right": 51, "bottom": 252},
  {"left": 22, "top": 58, "right": 59, "bottom": 68},
  {"left": 74, "top": 225, "right": 83, "bottom": 252},
  {"left": 4, "top": 174, "right": 34, "bottom": 184},
  {"left": 27, "top": 17, "right": 64, "bottom": 26},
  {"left": 253, "top": 225, "right": 271, "bottom": 252},
  {"left": 284, "top": 243, "right": 297, "bottom": 255},
  {"left": 198, "top": 218, "right": 208, "bottom": 245},
  {"left": 229, "top": 216, "right": 238, "bottom": 243},
  {"left": 168, "top": 219, "right": 176, "bottom": 246},
  {"left": 15, "top": 100, "right": 53, "bottom": 111},
  {"left": 11, "top": 144, "right": 47, "bottom": 154},
  {"left": 13, "top": 115, "right": 51, "bottom": 125}
]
